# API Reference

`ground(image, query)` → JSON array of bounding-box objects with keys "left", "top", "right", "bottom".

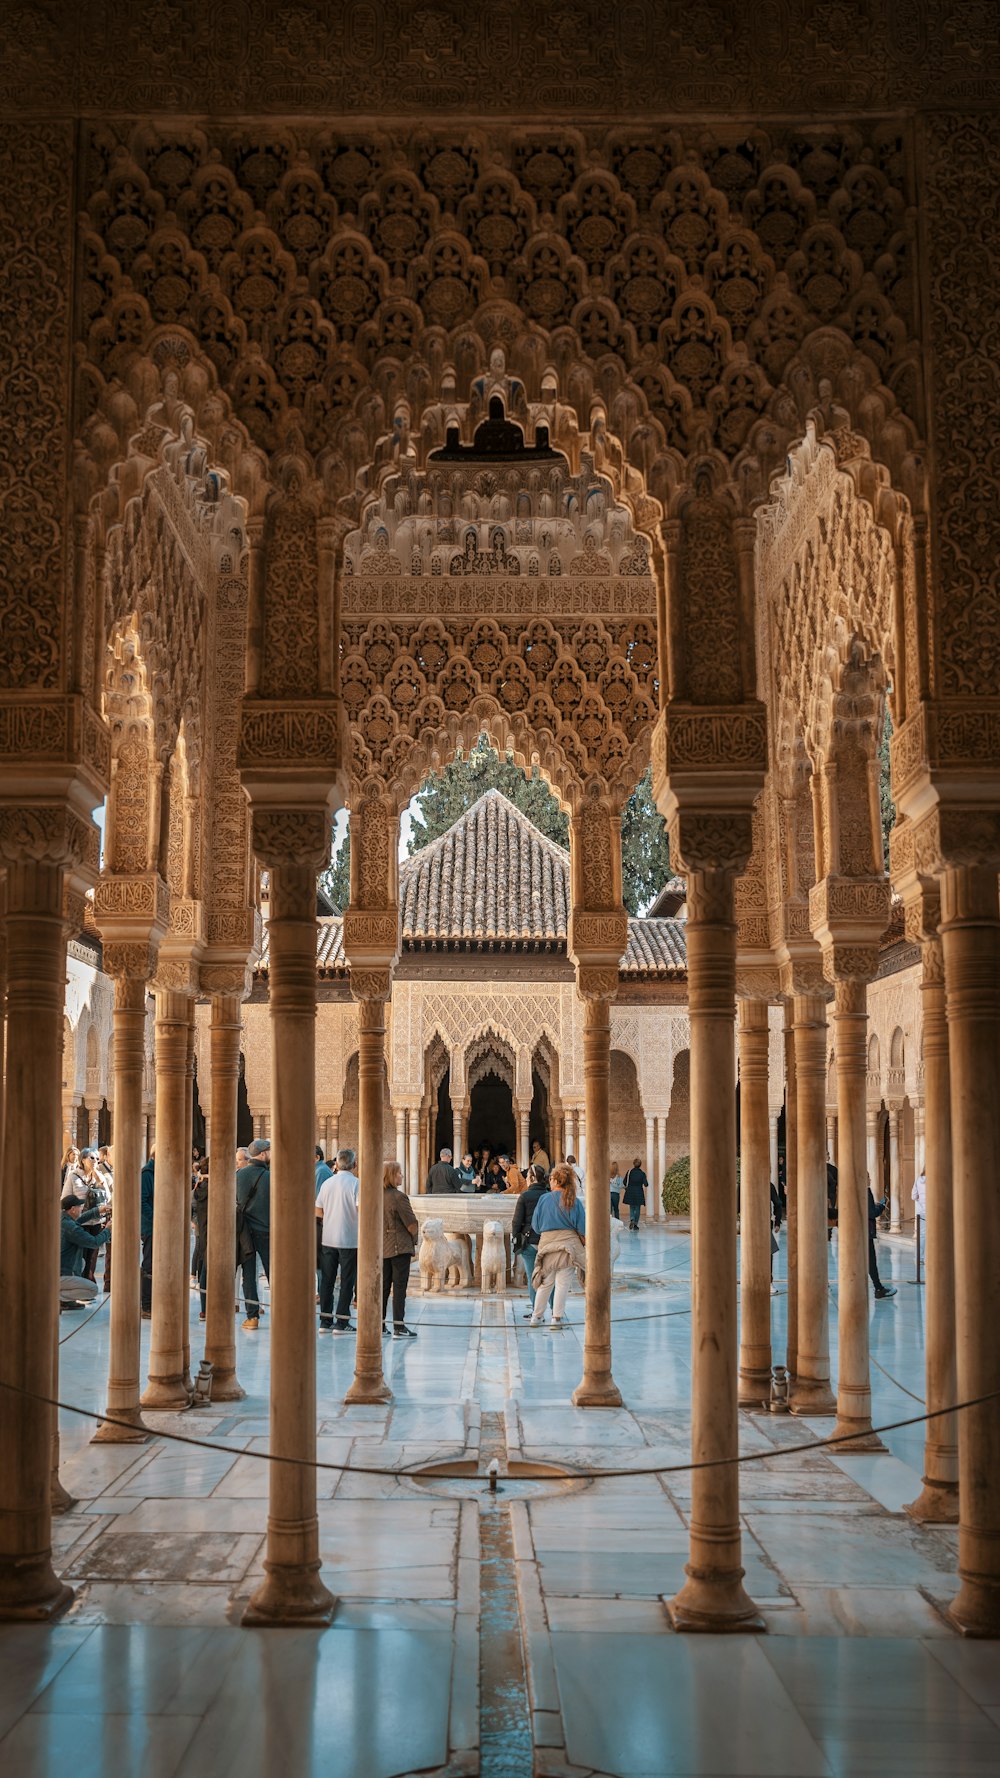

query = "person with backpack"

[
  {"left": 512, "top": 1162, "right": 549, "bottom": 1317},
  {"left": 622, "top": 1157, "right": 648, "bottom": 1230},
  {"left": 236, "top": 1138, "right": 271, "bottom": 1330}
]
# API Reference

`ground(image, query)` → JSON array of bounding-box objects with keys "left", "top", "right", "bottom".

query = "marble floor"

[{"left": 2, "top": 1223, "right": 998, "bottom": 1776}]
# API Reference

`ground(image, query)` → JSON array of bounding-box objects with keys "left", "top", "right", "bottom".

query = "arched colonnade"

[{"left": 1, "top": 112, "right": 998, "bottom": 1645}]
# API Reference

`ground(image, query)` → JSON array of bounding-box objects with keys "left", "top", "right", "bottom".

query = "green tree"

[
  {"left": 620, "top": 767, "right": 672, "bottom": 915},
  {"left": 407, "top": 736, "right": 569, "bottom": 852},
  {"left": 319, "top": 829, "right": 351, "bottom": 912}
]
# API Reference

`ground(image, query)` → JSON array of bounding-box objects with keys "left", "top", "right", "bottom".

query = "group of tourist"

[
  {"left": 424, "top": 1139, "right": 552, "bottom": 1195},
  {"left": 58, "top": 1145, "right": 114, "bottom": 1305}
]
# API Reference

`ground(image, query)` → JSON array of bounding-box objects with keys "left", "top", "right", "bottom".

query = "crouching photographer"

[{"left": 60, "top": 1191, "right": 111, "bottom": 1309}]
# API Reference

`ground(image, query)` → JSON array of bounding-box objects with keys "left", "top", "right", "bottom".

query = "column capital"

[
  {"left": 103, "top": 941, "right": 159, "bottom": 985},
  {"left": 153, "top": 950, "right": 202, "bottom": 996},
  {"left": 0, "top": 803, "right": 99, "bottom": 874},
  {"left": 350, "top": 967, "right": 392, "bottom": 1005},
  {"left": 735, "top": 965, "right": 781, "bottom": 1000},
  {"left": 251, "top": 805, "right": 331, "bottom": 870},
  {"left": 94, "top": 872, "right": 170, "bottom": 946},
  {"left": 809, "top": 874, "right": 890, "bottom": 984}
]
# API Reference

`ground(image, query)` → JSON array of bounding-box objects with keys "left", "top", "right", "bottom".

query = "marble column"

[
  {"left": 906, "top": 936, "right": 958, "bottom": 1522},
  {"left": 768, "top": 1113, "right": 780, "bottom": 1198},
  {"left": 941, "top": 866, "right": 1000, "bottom": 1635},
  {"left": 245, "top": 861, "right": 334, "bottom": 1626},
  {"left": 0, "top": 860, "right": 74, "bottom": 1620},
  {"left": 407, "top": 1113, "right": 419, "bottom": 1197},
  {"left": 181, "top": 1004, "right": 195, "bottom": 1390},
  {"left": 453, "top": 1099, "right": 466, "bottom": 1167},
  {"left": 572, "top": 997, "right": 621, "bottom": 1408},
  {"left": 866, "top": 1108, "right": 880, "bottom": 1200},
  {"left": 518, "top": 1104, "right": 530, "bottom": 1171},
  {"left": 645, "top": 1115, "right": 656, "bottom": 1197},
  {"left": 832, "top": 978, "right": 883, "bottom": 1448},
  {"left": 141, "top": 988, "right": 194, "bottom": 1410},
  {"left": 657, "top": 1116, "right": 667, "bottom": 1213},
  {"left": 565, "top": 1107, "right": 577, "bottom": 1159},
  {"left": 578, "top": 1116, "right": 587, "bottom": 1173},
  {"left": 737, "top": 1001, "right": 772, "bottom": 1407},
  {"left": 93, "top": 965, "right": 151, "bottom": 1441},
  {"left": 790, "top": 992, "right": 835, "bottom": 1415},
  {"left": 826, "top": 1115, "right": 837, "bottom": 1164},
  {"left": 347, "top": 995, "right": 391, "bottom": 1406},
  {"left": 783, "top": 1009, "right": 798, "bottom": 1378},
  {"left": 668, "top": 872, "right": 762, "bottom": 1631},
  {"left": 204, "top": 992, "right": 244, "bottom": 1402},
  {"left": 888, "top": 1107, "right": 902, "bottom": 1230},
  {"left": 395, "top": 1107, "right": 407, "bottom": 1171}
]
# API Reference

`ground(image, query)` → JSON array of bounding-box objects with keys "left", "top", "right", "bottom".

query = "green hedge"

[{"left": 661, "top": 1154, "right": 691, "bottom": 1216}]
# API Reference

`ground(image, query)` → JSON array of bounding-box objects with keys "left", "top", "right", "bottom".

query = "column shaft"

[
  {"left": 888, "top": 1109, "right": 902, "bottom": 1230},
  {"left": 668, "top": 872, "right": 761, "bottom": 1631},
  {"left": 768, "top": 1114, "right": 780, "bottom": 1203},
  {"left": 395, "top": 1108, "right": 407, "bottom": 1170},
  {"left": 204, "top": 994, "right": 244, "bottom": 1401},
  {"left": 518, "top": 1106, "right": 530, "bottom": 1171},
  {"left": 407, "top": 1115, "right": 419, "bottom": 1197},
  {"left": 906, "top": 946, "right": 958, "bottom": 1521},
  {"left": 572, "top": 1000, "right": 621, "bottom": 1408},
  {"left": 942, "top": 867, "right": 1000, "bottom": 1635},
  {"left": 783, "top": 1012, "right": 798, "bottom": 1379},
  {"left": 790, "top": 993, "right": 835, "bottom": 1414},
  {"left": 181, "top": 1006, "right": 195, "bottom": 1390},
  {"left": 245, "top": 863, "right": 334, "bottom": 1625},
  {"left": 832, "top": 978, "right": 882, "bottom": 1447},
  {"left": 645, "top": 1115, "right": 656, "bottom": 1199},
  {"left": 93, "top": 975, "right": 149, "bottom": 1440},
  {"left": 657, "top": 1116, "right": 667, "bottom": 1215},
  {"left": 141, "top": 990, "right": 193, "bottom": 1409},
  {"left": 347, "top": 999, "right": 391, "bottom": 1405},
  {"left": 737, "top": 1002, "right": 771, "bottom": 1406},
  {"left": 0, "top": 862, "right": 73, "bottom": 1619}
]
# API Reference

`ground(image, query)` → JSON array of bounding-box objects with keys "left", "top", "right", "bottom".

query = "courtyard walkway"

[{"left": 2, "top": 1226, "right": 998, "bottom": 1777}]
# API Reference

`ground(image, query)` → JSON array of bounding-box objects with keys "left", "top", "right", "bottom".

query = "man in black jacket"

[
  {"left": 512, "top": 1166, "right": 549, "bottom": 1318},
  {"left": 868, "top": 1182, "right": 897, "bottom": 1299},
  {"left": 236, "top": 1138, "right": 271, "bottom": 1329},
  {"left": 425, "top": 1147, "right": 463, "bottom": 1193}
]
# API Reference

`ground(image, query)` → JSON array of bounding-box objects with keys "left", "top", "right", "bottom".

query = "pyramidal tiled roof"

[
  {"left": 256, "top": 790, "right": 687, "bottom": 978},
  {"left": 400, "top": 788, "right": 569, "bottom": 947}
]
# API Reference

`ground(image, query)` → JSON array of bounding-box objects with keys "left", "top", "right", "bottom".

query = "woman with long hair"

[
  {"left": 512, "top": 1162, "right": 549, "bottom": 1317},
  {"left": 382, "top": 1159, "right": 419, "bottom": 1337},
  {"left": 528, "top": 1161, "right": 586, "bottom": 1329}
]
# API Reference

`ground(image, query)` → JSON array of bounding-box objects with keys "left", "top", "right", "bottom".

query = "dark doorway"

[
  {"left": 529, "top": 1066, "right": 549, "bottom": 1155},
  {"left": 468, "top": 1072, "right": 515, "bottom": 1158},
  {"left": 433, "top": 1068, "right": 454, "bottom": 1158},
  {"left": 237, "top": 1053, "right": 253, "bottom": 1148}
]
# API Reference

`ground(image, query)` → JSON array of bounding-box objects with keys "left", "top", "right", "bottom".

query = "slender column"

[
  {"left": 783, "top": 1011, "right": 798, "bottom": 1376},
  {"left": 407, "top": 1113, "right": 419, "bottom": 1196},
  {"left": 826, "top": 1115, "right": 837, "bottom": 1164},
  {"left": 395, "top": 1107, "right": 407, "bottom": 1170},
  {"left": 141, "top": 989, "right": 193, "bottom": 1409},
  {"left": 668, "top": 872, "right": 762, "bottom": 1630},
  {"left": 866, "top": 1110, "right": 879, "bottom": 1200},
  {"left": 790, "top": 992, "right": 835, "bottom": 1414},
  {"left": 645, "top": 1114, "right": 656, "bottom": 1195},
  {"left": 347, "top": 995, "right": 391, "bottom": 1405},
  {"left": 565, "top": 1107, "right": 576, "bottom": 1159},
  {"left": 832, "top": 978, "right": 883, "bottom": 1448},
  {"left": 941, "top": 866, "right": 1000, "bottom": 1635},
  {"left": 572, "top": 997, "right": 621, "bottom": 1408},
  {"left": 181, "top": 1004, "right": 195, "bottom": 1390},
  {"left": 578, "top": 1115, "right": 587, "bottom": 1172},
  {"left": 906, "top": 938, "right": 958, "bottom": 1521},
  {"left": 244, "top": 861, "right": 334, "bottom": 1625},
  {"left": 888, "top": 1108, "right": 902, "bottom": 1230},
  {"left": 518, "top": 1104, "right": 530, "bottom": 1171},
  {"left": 737, "top": 1001, "right": 771, "bottom": 1407},
  {"left": 0, "top": 861, "right": 73, "bottom": 1620},
  {"left": 454, "top": 1099, "right": 466, "bottom": 1167},
  {"left": 657, "top": 1115, "right": 667, "bottom": 1214},
  {"left": 204, "top": 993, "right": 244, "bottom": 1401},
  {"left": 93, "top": 968, "right": 151, "bottom": 1441},
  {"left": 328, "top": 1110, "right": 339, "bottom": 1156}
]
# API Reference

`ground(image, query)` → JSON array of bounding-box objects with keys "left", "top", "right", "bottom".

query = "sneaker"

[
  {"left": 241, "top": 1317, "right": 259, "bottom": 1330},
  {"left": 874, "top": 1286, "right": 897, "bottom": 1299},
  {"left": 522, "top": 1309, "right": 534, "bottom": 1318},
  {"left": 549, "top": 1316, "right": 565, "bottom": 1330},
  {"left": 528, "top": 1316, "right": 545, "bottom": 1328},
  {"left": 198, "top": 1311, "right": 206, "bottom": 1321},
  {"left": 141, "top": 1310, "right": 152, "bottom": 1321},
  {"left": 318, "top": 1324, "right": 333, "bottom": 1334},
  {"left": 393, "top": 1325, "right": 417, "bottom": 1339},
  {"left": 332, "top": 1322, "right": 356, "bottom": 1335}
]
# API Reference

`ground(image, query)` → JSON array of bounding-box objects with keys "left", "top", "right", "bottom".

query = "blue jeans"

[
  {"left": 610, "top": 1192, "right": 620, "bottom": 1219},
  {"left": 241, "top": 1226, "right": 269, "bottom": 1317},
  {"left": 522, "top": 1242, "right": 539, "bottom": 1308}
]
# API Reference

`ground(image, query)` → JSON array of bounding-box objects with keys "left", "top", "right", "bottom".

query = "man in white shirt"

[{"left": 316, "top": 1146, "right": 360, "bottom": 1333}]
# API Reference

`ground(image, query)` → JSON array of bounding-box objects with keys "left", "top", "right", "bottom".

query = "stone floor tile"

[
  {"left": 0, "top": 1628, "right": 95, "bottom": 1740},
  {"left": 0, "top": 1710, "right": 201, "bottom": 1778}
]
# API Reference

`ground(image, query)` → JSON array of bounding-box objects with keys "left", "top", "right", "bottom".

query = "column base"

[
  {"left": 344, "top": 1376, "right": 392, "bottom": 1406},
  {"left": 206, "top": 1371, "right": 246, "bottom": 1403},
  {"left": 92, "top": 1407, "right": 151, "bottom": 1444},
  {"left": 830, "top": 1418, "right": 886, "bottom": 1453},
  {"left": 788, "top": 1378, "right": 836, "bottom": 1416},
  {"left": 946, "top": 1579, "right": 1000, "bottom": 1639},
  {"left": 50, "top": 1474, "right": 77, "bottom": 1515},
  {"left": 571, "top": 1374, "right": 623, "bottom": 1409},
  {"left": 242, "top": 1565, "right": 336, "bottom": 1627},
  {"left": 905, "top": 1479, "right": 959, "bottom": 1525},
  {"left": 140, "top": 1377, "right": 191, "bottom": 1411},
  {"left": 0, "top": 1564, "right": 74, "bottom": 1623},
  {"left": 665, "top": 1567, "right": 765, "bottom": 1633},
  {"left": 738, "top": 1370, "right": 772, "bottom": 1410}
]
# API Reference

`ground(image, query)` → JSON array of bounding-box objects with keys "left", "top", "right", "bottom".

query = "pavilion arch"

[
  {"left": 890, "top": 1027, "right": 905, "bottom": 1070},
  {"left": 609, "top": 1049, "right": 646, "bottom": 1171}
]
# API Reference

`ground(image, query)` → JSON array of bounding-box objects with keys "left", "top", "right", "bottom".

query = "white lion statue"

[
  {"left": 480, "top": 1220, "right": 507, "bottom": 1294},
  {"left": 419, "top": 1217, "right": 472, "bottom": 1291}
]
